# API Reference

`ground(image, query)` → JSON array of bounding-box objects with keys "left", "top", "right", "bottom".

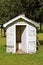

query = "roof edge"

[{"left": 3, "top": 14, "right": 39, "bottom": 27}]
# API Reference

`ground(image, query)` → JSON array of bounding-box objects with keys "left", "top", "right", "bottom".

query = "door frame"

[{"left": 14, "top": 22, "right": 28, "bottom": 53}]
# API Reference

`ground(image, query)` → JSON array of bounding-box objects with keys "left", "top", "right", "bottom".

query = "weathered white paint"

[
  {"left": 3, "top": 13, "right": 39, "bottom": 54},
  {"left": 28, "top": 25, "right": 36, "bottom": 54},
  {"left": 6, "top": 25, "right": 14, "bottom": 53},
  {"left": 13, "top": 25, "right": 16, "bottom": 53},
  {"left": 6, "top": 20, "right": 37, "bottom": 54},
  {"left": 22, "top": 25, "right": 27, "bottom": 53}
]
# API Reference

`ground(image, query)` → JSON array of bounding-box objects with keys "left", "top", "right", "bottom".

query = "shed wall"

[
  {"left": 6, "top": 25, "right": 15, "bottom": 53},
  {"left": 6, "top": 20, "right": 37, "bottom": 54},
  {"left": 28, "top": 24, "right": 36, "bottom": 53}
]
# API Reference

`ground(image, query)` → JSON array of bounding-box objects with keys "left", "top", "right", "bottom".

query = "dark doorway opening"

[{"left": 16, "top": 25, "right": 26, "bottom": 52}]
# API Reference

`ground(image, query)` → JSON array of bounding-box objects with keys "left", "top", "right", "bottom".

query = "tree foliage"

[
  {"left": 0, "top": 0, "right": 23, "bottom": 24},
  {"left": 21, "top": 0, "right": 43, "bottom": 22},
  {"left": 0, "top": 0, "right": 43, "bottom": 25}
]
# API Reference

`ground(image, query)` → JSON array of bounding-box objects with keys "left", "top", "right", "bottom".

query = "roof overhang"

[{"left": 3, "top": 14, "right": 39, "bottom": 28}]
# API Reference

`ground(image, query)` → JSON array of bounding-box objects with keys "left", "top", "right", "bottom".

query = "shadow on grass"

[
  {"left": 37, "top": 30, "right": 43, "bottom": 33},
  {"left": 39, "top": 41, "right": 43, "bottom": 45}
]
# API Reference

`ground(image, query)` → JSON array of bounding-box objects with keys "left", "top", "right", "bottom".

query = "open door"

[
  {"left": 16, "top": 25, "right": 26, "bottom": 53},
  {"left": 21, "top": 25, "right": 27, "bottom": 53}
]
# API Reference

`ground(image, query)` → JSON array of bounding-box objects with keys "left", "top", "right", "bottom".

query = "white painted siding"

[
  {"left": 21, "top": 26, "right": 27, "bottom": 53},
  {"left": 28, "top": 24, "right": 36, "bottom": 53},
  {"left": 6, "top": 25, "right": 14, "bottom": 53},
  {"left": 6, "top": 20, "right": 37, "bottom": 54}
]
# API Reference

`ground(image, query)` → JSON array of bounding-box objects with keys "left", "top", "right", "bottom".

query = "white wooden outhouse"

[{"left": 3, "top": 14, "right": 39, "bottom": 54}]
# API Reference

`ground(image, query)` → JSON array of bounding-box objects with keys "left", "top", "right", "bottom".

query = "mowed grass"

[
  {"left": 38, "top": 33, "right": 43, "bottom": 41},
  {"left": 0, "top": 30, "right": 43, "bottom": 65}
]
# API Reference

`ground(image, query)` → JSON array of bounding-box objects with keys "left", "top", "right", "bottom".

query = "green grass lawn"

[
  {"left": 38, "top": 32, "right": 43, "bottom": 45},
  {"left": 38, "top": 33, "right": 43, "bottom": 41},
  {"left": 0, "top": 30, "right": 43, "bottom": 65}
]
